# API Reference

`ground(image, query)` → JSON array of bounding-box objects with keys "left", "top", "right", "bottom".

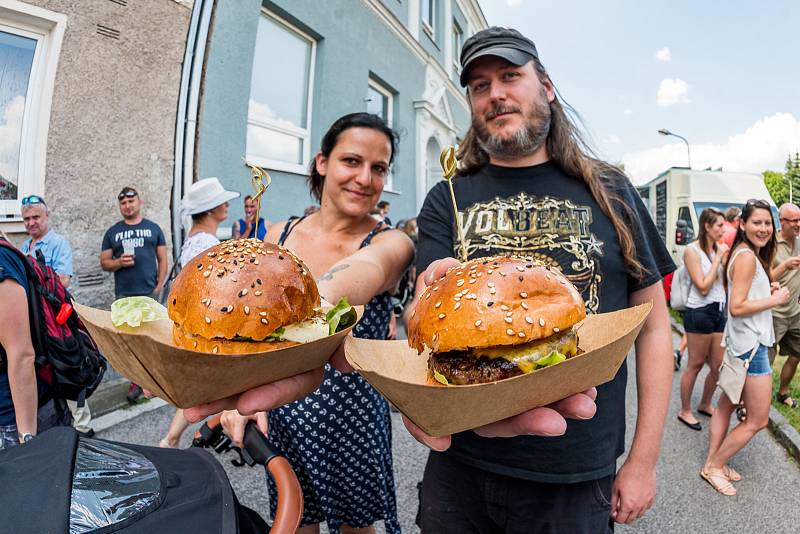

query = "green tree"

[{"left": 764, "top": 170, "right": 788, "bottom": 205}]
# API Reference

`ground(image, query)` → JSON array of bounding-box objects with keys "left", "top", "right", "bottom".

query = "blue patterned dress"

[{"left": 267, "top": 218, "right": 400, "bottom": 533}]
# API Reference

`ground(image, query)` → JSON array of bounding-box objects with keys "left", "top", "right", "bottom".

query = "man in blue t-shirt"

[
  {"left": 100, "top": 187, "right": 168, "bottom": 299},
  {"left": 20, "top": 195, "right": 74, "bottom": 288},
  {"left": 0, "top": 243, "right": 67, "bottom": 449}
]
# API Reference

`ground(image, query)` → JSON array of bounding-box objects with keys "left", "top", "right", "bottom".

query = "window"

[
  {"left": 0, "top": 5, "right": 64, "bottom": 219},
  {"left": 246, "top": 11, "right": 315, "bottom": 175},
  {"left": 421, "top": 0, "right": 435, "bottom": 38},
  {"left": 366, "top": 78, "right": 396, "bottom": 190},
  {"left": 366, "top": 79, "right": 393, "bottom": 126},
  {"left": 451, "top": 20, "right": 463, "bottom": 80}
]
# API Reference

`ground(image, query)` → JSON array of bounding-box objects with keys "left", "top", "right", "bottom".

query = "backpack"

[
  {"left": 0, "top": 239, "right": 106, "bottom": 406},
  {"left": 669, "top": 264, "right": 691, "bottom": 311}
]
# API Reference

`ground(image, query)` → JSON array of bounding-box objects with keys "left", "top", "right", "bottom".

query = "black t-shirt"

[
  {"left": 101, "top": 219, "right": 166, "bottom": 298},
  {"left": 416, "top": 161, "right": 675, "bottom": 483}
]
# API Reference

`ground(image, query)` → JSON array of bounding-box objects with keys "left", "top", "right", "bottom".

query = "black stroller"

[{"left": 0, "top": 418, "right": 302, "bottom": 533}]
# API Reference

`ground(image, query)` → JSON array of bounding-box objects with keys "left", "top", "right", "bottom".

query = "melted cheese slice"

[
  {"left": 473, "top": 330, "right": 578, "bottom": 373},
  {"left": 282, "top": 316, "right": 329, "bottom": 343}
]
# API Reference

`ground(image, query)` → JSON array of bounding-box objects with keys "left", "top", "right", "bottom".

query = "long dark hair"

[
  {"left": 724, "top": 199, "right": 776, "bottom": 289},
  {"left": 457, "top": 57, "right": 646, "bottom": 278},
  {"left": 307, "top": 113, "right": 399, "bottom": 203},
  {"left": 695, "top": 208, "right": 724, "bottom": 256}
]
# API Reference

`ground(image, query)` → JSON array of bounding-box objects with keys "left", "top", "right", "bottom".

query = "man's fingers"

[
  {"left": 424, "top": 258, "right": 460, "bottom": 285},
  {"left": 547, "top": 391, "right": 597, "bottom": 420},
  {"left": 402, "top": 415, "right": 451, "bottom": 451},
  {"left": 236, "top": 367, "right": 324, "bottom": 415},
  {"left": 473, "top": 406, "right": 566, "bottom": 438},
  {"left": 185, "top": 396, "right": 239, "bottom": 423}
]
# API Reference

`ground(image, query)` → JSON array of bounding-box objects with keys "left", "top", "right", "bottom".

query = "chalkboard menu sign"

[{"left": 655, "top": 181, "right": 667, "bottom": 242}]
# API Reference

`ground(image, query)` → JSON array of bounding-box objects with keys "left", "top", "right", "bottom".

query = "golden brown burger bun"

[
  {"left": 167, "top": 239, "right": 320, "bottom": 341},
  {"left": 407, "top": 255, "right": 585, "bottom": 354},
  {"left": 172, "top": 324, "right": 299, "bottom": 354}
]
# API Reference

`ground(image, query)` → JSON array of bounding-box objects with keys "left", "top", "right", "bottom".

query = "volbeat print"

[{"left": 456, "top": 192, "right": 605, "bottom": 312}]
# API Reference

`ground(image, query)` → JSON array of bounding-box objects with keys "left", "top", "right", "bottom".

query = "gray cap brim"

[{"left": 460, "top": 47, "right": 534, "bottom": 86}]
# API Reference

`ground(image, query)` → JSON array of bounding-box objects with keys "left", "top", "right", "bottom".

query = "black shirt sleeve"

[
  {"left": 416, "top": 181, "right": 456, "bottom": 275},
  {"left": 611, "top": 175, "right": 676, "bottom": 293}
]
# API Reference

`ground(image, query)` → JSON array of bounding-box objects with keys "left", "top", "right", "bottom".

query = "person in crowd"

[
  {"left": 159, "top": 177, "right": 239, "bottom": 449},
  {"left": 408, "top": 27, "right": 674, "bottom": 531},
  {"left": 721, "top": 206, "right": 741, "bottom": 248},
  {"left": 221, "top": 113, "right": 413, "bottom": 534},
  {"left": 702, "top": 199, "right": 788, "bottom": 495},
  {"left": 20, "top": 195, "right": 73, "bottom": 287},
  {"left": 677, "top": 208, "right": 728, "bottom": 430},
  {"left": 769, "top": 203, "right": 800, "bottom": 408},
  {"left": 101, "top": 187, "right": 168, "bottom": 402},
  {"left": 662, "top": 271, "right": 688, "bottom": 370},
  {"left": 377, "top": 200, "right": 391, "bottom": 225},
  {"left": 0, "top": 241, "right": 69, "bottom": 449},
  {"left": 20, "top": 196, "right": 93, "bottom": 437},
  {"left": 231, "top": 194, "right": 270, "bottom": 240}
]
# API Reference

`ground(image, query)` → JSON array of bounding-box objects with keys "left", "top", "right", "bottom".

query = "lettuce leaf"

[
  {"left": 111, "top": 297, "right": 168, "bottom": 327},
  {"left": 325, "top": 297, "right": 357, "bottom": 334},
  {"left": 432, "top": 369, "right": 450, "bottom": 386},
  {"left": 534, "top": 351, "right": 567, "bottom": 369},
  {"left": 266, "top": 327, "right": 285, "bottom": 341}
]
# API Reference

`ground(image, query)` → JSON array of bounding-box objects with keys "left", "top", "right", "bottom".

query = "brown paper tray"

[
  {"left": 345, "top": 302, "right": 652, "bottom": 437},
  {"left": 75, "top": 302, "right": 361, "bottom": 408}
]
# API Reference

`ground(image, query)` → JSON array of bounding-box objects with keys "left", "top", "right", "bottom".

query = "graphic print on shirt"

[{"left": 457, "top": 192, "right": 605, "bottom": 312}]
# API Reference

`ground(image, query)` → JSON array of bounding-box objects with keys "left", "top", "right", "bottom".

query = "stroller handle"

[{"left": 195, "top": 414, "right": 303, "bottom": 534}]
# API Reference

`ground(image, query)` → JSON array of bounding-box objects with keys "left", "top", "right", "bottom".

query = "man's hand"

[
  {"left": 119, "top": 254, "right": 135, "bottom": 268},
  {"left": 220, "top": 409, "right": 268, "bottom": 448},
  {"left": 785, "top": 256, "right": 800, "bottom": 270},
  {"left": 184, "top": 367, "right": 324, "bottom": 423},
  {"left": 402, "top": 388, "right": 597, "bottom": 451},
  {"left": 610, "top": 459, "right": 656, "bottom": 524}
]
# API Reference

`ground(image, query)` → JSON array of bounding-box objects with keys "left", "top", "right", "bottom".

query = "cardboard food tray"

[
  {"left": 345, "top": 302, "right": 652, "bottom": 437},
  {"left": 75, "top": 302, "right": 361, "bottom": 408}
]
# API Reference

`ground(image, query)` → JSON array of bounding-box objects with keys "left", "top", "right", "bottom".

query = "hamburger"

[
  {"left": 167, "top": 239, "right": 354, "bottom": 354},
  {"left": 407, "top": 255, "right": 586, "bottom": 385}
]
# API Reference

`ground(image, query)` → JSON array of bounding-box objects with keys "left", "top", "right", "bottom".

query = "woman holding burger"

[{"left": 222, "top": 113, "right": 412, "bottom": 534}]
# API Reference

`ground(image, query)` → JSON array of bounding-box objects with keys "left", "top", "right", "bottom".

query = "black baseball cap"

[{"left": 460, "top": 27, "right": 538, "bottom": 87}]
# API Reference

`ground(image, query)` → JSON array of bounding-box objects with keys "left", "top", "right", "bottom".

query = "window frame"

[
  {"left": 0, "top": 3, "right": 64, "bottom": 220},
  {"left": 366, "top": 78, "right": 397, "bottom": 192},
  {"left": 451, "top": 19, "right": 463, "bottom": 81},
  {"left": 245, "top": 9, "right": 316, "bottom": 176},
  {"left": 421, "top": 0, "right": 436, "bottom": 40}
]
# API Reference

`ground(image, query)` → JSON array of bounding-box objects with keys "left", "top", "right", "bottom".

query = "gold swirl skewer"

[
  {"left": 440, "top": 146, "right": 467, "bottom": 263},
  {"left": 243, "top": 159, "right": 272, "bottom": 241}
]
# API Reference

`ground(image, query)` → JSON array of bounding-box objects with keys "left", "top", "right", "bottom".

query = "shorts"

[
  {"left": 0, "top": 398, "right": 68, "bottom": 450},
  {"left": 769, "top": 314, "right": 800, "bottom": 363},
  {"left": 417, "top": 452, "right": 614, "bottom": 534},
  {"left": 684, "top": 302, "right": 726, "bottom": 334},
  {"left": 737, "top": 345, "right": 771, "bottom": 376}
]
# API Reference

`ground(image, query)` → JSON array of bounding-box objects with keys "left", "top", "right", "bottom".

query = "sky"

[{"left": 480, "top": 0, "right": 800, "bottom": 184}]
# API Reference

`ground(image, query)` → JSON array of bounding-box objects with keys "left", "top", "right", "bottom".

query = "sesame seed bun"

[
  {"left": 407, "top": 255, "right": 585, "bottom": 354},
  {"left": 167, "top": 239, "right": 320, "bottom": 350}
]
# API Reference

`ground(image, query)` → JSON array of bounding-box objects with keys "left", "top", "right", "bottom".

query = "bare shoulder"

[{"left": 265, "top": 219, "right": 288, "bottom": 244}]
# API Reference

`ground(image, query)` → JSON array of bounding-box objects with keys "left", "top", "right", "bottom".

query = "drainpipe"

[{"left": 172, "top": 0, "right": 215, "bottom": 262}]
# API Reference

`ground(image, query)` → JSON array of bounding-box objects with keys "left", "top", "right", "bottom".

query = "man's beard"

[{"left": 473, "top": 95, "right": 551, "bottom": 161}]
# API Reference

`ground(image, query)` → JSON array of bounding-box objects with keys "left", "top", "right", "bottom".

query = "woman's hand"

[
  {"left": 220, "top": 409, "right": 268, "bottom": 448},
  {"left": 772, "top": 286, "right": 791, "bottom": 306},
  {"left": 715, "top": 243, "right": 729, "bottom": 263}
]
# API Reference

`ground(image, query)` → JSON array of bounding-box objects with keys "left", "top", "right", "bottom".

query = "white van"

[{"left": 636, "top": 167, "right": 778, "bottom": 265}]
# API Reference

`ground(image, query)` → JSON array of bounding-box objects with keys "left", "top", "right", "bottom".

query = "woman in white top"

[
  {"left": 678, "top": 208, "right": 728, "bottom": 430},
  {"left": 701, "top": 199, "right": 789, "bottom": 496},
  {"left": 160, "top": 176, "right": 239, "bottom": 448}
]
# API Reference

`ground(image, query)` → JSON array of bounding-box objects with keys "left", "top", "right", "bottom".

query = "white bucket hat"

[{"left": 180, "top": 177, "right": 240, "bottom": 228}]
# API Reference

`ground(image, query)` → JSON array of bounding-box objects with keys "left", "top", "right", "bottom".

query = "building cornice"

[{"left": 361, "top": 0, "right": 477, "bottom": 111}]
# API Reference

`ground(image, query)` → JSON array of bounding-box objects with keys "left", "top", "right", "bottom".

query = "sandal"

[
  {"left": 722, "top": 465, "right": 742, "bottom": 482},
  {"left": 776, "top": 393, "right": 798, "bottom": 408},
  {"left": 700, "top": 467, "right": 737, "bottom": 496}
]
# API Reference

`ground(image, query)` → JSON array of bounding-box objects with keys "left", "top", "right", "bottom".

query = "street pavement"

[{"left": 96, "top": 330, "right": 800, "bottom": 533}]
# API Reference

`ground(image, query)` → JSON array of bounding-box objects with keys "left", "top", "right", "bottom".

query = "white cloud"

[
  {"left": 655, "top": 47, "right": 671, "bottom": 62},
  {"left": 623, "top": 109, "right": 633, "bottom": 116},
  {"left": 0, "top": 96, "right": 25, "bottom": 184},
  {"left": 622, "top": 112, "right": 800, "bottom": 184},
  {"left": 656, "top": 78, "right": 691, "bottom": 106}
]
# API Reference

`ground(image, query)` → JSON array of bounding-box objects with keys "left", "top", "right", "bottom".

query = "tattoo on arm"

[{"left": 317, "top": 263, "right": 350, "bottom": 283}]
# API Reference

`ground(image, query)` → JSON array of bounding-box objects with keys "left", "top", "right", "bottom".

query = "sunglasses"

[
  {"left": 21, "top": 195, "right": 46, "bottom": 206},
  {"left": 118, "top": 190, "right": 138, "bottom": 201},
  {"left": 745, "top": 198, "right": 770, "bottom": 210}
]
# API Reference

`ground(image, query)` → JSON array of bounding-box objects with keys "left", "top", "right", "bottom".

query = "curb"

[{"left": 670, "top": 317, "right": 800, "bottom": 464}]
